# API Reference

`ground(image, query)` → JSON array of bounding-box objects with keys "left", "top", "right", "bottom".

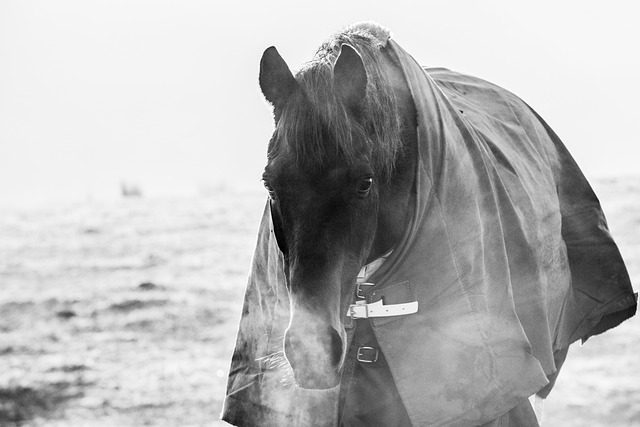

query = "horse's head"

[{"left": 259, "top": 30, "right": 416, "bottom": 389}]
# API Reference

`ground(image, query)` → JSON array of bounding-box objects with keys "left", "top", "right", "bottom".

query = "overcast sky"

[{"left": 1, "top": 0, "right": 638, "bottom": 206}]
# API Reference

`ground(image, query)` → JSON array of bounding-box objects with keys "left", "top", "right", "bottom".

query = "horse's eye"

[{"left": 357, "top": 177, "right": 373, "bottom": 196}]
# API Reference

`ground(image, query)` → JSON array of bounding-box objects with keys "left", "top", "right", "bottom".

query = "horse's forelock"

[{"left": 270, "top": 27, "right": 402, "bottom": 180}]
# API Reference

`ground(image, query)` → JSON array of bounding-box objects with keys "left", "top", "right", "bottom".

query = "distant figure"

[{"left": 120, "top": 182, "right": 142, "bottom": 198}]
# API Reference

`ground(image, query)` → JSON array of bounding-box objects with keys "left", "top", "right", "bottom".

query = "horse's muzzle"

[{"left": 284, "top": 322, "right": 344, "bottom": 389}]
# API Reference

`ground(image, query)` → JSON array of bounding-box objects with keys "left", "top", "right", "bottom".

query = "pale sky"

[{"left": 1, "top": 0, "right": 638, "bottom": 206}]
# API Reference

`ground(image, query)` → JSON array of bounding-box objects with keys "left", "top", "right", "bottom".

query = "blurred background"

[{"left": 0, "top": 1, "right": 638, "bottom": 425}]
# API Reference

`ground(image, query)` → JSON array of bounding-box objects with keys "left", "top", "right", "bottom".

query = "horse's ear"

[
  {"left": 260, "top": 46, "right": 297, "bottom": 108},
  {"left": 334, "top": 44, "right": 367, "bottom": 111}
]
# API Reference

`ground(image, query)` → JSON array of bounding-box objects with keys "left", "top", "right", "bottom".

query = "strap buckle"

[
  {"left": 356, "top": 282, "right": 375, "bottom": 299},
  {"left": 348, "top": 302, "right": 369, "bottom": 319},
  {"left": 356, "top": 346, "right": 379, "bottom": 363}
]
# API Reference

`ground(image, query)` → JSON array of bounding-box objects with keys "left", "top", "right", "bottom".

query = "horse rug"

[{"left": 222, "top": 32, "right": 636, "bottom": 427}]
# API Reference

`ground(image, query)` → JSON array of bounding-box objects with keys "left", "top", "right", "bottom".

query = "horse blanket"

[{"left": 222, "top": 31, "right": 636, "bottom": 426}]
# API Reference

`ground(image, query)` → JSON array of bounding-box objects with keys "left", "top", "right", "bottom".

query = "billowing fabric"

[{"left": 222, "top": 33, "right": 636, "bottom": 426}]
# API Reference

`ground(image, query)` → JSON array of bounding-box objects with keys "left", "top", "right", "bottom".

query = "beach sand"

[{"left": 1, "top": 177, "right": 638, "bottom": 426}]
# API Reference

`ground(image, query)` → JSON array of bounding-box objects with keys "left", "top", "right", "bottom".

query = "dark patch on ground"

[
  {"left": 137, "top": 281, "right": 162, "bottom": 291},
  {"left": 0, "top": 383, "right": 83, "bottom": 424},
  {"left": 107, "top": 299, "right": 168, "bottom": 313}
]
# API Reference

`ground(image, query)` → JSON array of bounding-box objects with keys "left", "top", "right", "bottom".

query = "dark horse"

[
  {"left": 223, "top": 22, "right": 635, "bottom": 426},
  {"left": 259, "top": 26, "right": 417, "bottom": 389}
]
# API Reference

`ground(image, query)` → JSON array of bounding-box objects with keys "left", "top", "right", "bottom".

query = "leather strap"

[{"left": 347, "top": 300, "right": 418, "bottom": 319}]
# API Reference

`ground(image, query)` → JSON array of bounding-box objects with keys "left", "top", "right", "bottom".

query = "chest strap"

[{"left": 347, "top": 299, "right": 418, "bottom": 319}]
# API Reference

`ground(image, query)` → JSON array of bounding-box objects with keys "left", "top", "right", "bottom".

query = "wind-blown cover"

[{"left": 222, "top": 31, "right": 636, "bottom": 427}]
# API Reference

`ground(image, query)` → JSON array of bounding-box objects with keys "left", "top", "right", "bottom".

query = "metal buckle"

[
  {"left": 348, "top": 303, "right": 368, "bottom": 319},
  {"left": 356, "top": 346, "right": 379, "bottom": 363},
  {"left": 356, "top": 282, "right": 375, "bottom": 299}
]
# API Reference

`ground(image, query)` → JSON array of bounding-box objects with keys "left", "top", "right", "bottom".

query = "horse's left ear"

[
  {"left": 334, "top": 44, "right": 367, "bottom": 111},
  {"left": 260, "top": 46, "right": 298, "bottom": 108}
]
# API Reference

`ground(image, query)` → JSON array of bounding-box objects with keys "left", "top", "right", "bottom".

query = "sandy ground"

[{"left": 0, "top": 177, "right": 638, "bottom": 426}]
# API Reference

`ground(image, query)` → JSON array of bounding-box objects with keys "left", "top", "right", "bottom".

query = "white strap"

[{"left": 347, "top": 300, "right": 418, "bottom": 319}]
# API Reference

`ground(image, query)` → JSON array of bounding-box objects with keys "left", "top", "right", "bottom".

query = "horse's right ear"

[
  {"left": 333, "top": 44, "right": 367, "bottom": 112},
  {"left": 259, "top": 47, "right": 297, "bottom": 108}
]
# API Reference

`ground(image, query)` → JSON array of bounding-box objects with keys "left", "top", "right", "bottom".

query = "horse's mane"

[{"left": 269, "top": 23, "right": 402, "bottom": 181}]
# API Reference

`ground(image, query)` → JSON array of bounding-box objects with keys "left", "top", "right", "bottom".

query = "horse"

[
  {"left": 259, "top": 25, "right": 417, "bottom": 391},
  {"left": 222, "top": 22, "right": 636, "bottom": 426}
]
